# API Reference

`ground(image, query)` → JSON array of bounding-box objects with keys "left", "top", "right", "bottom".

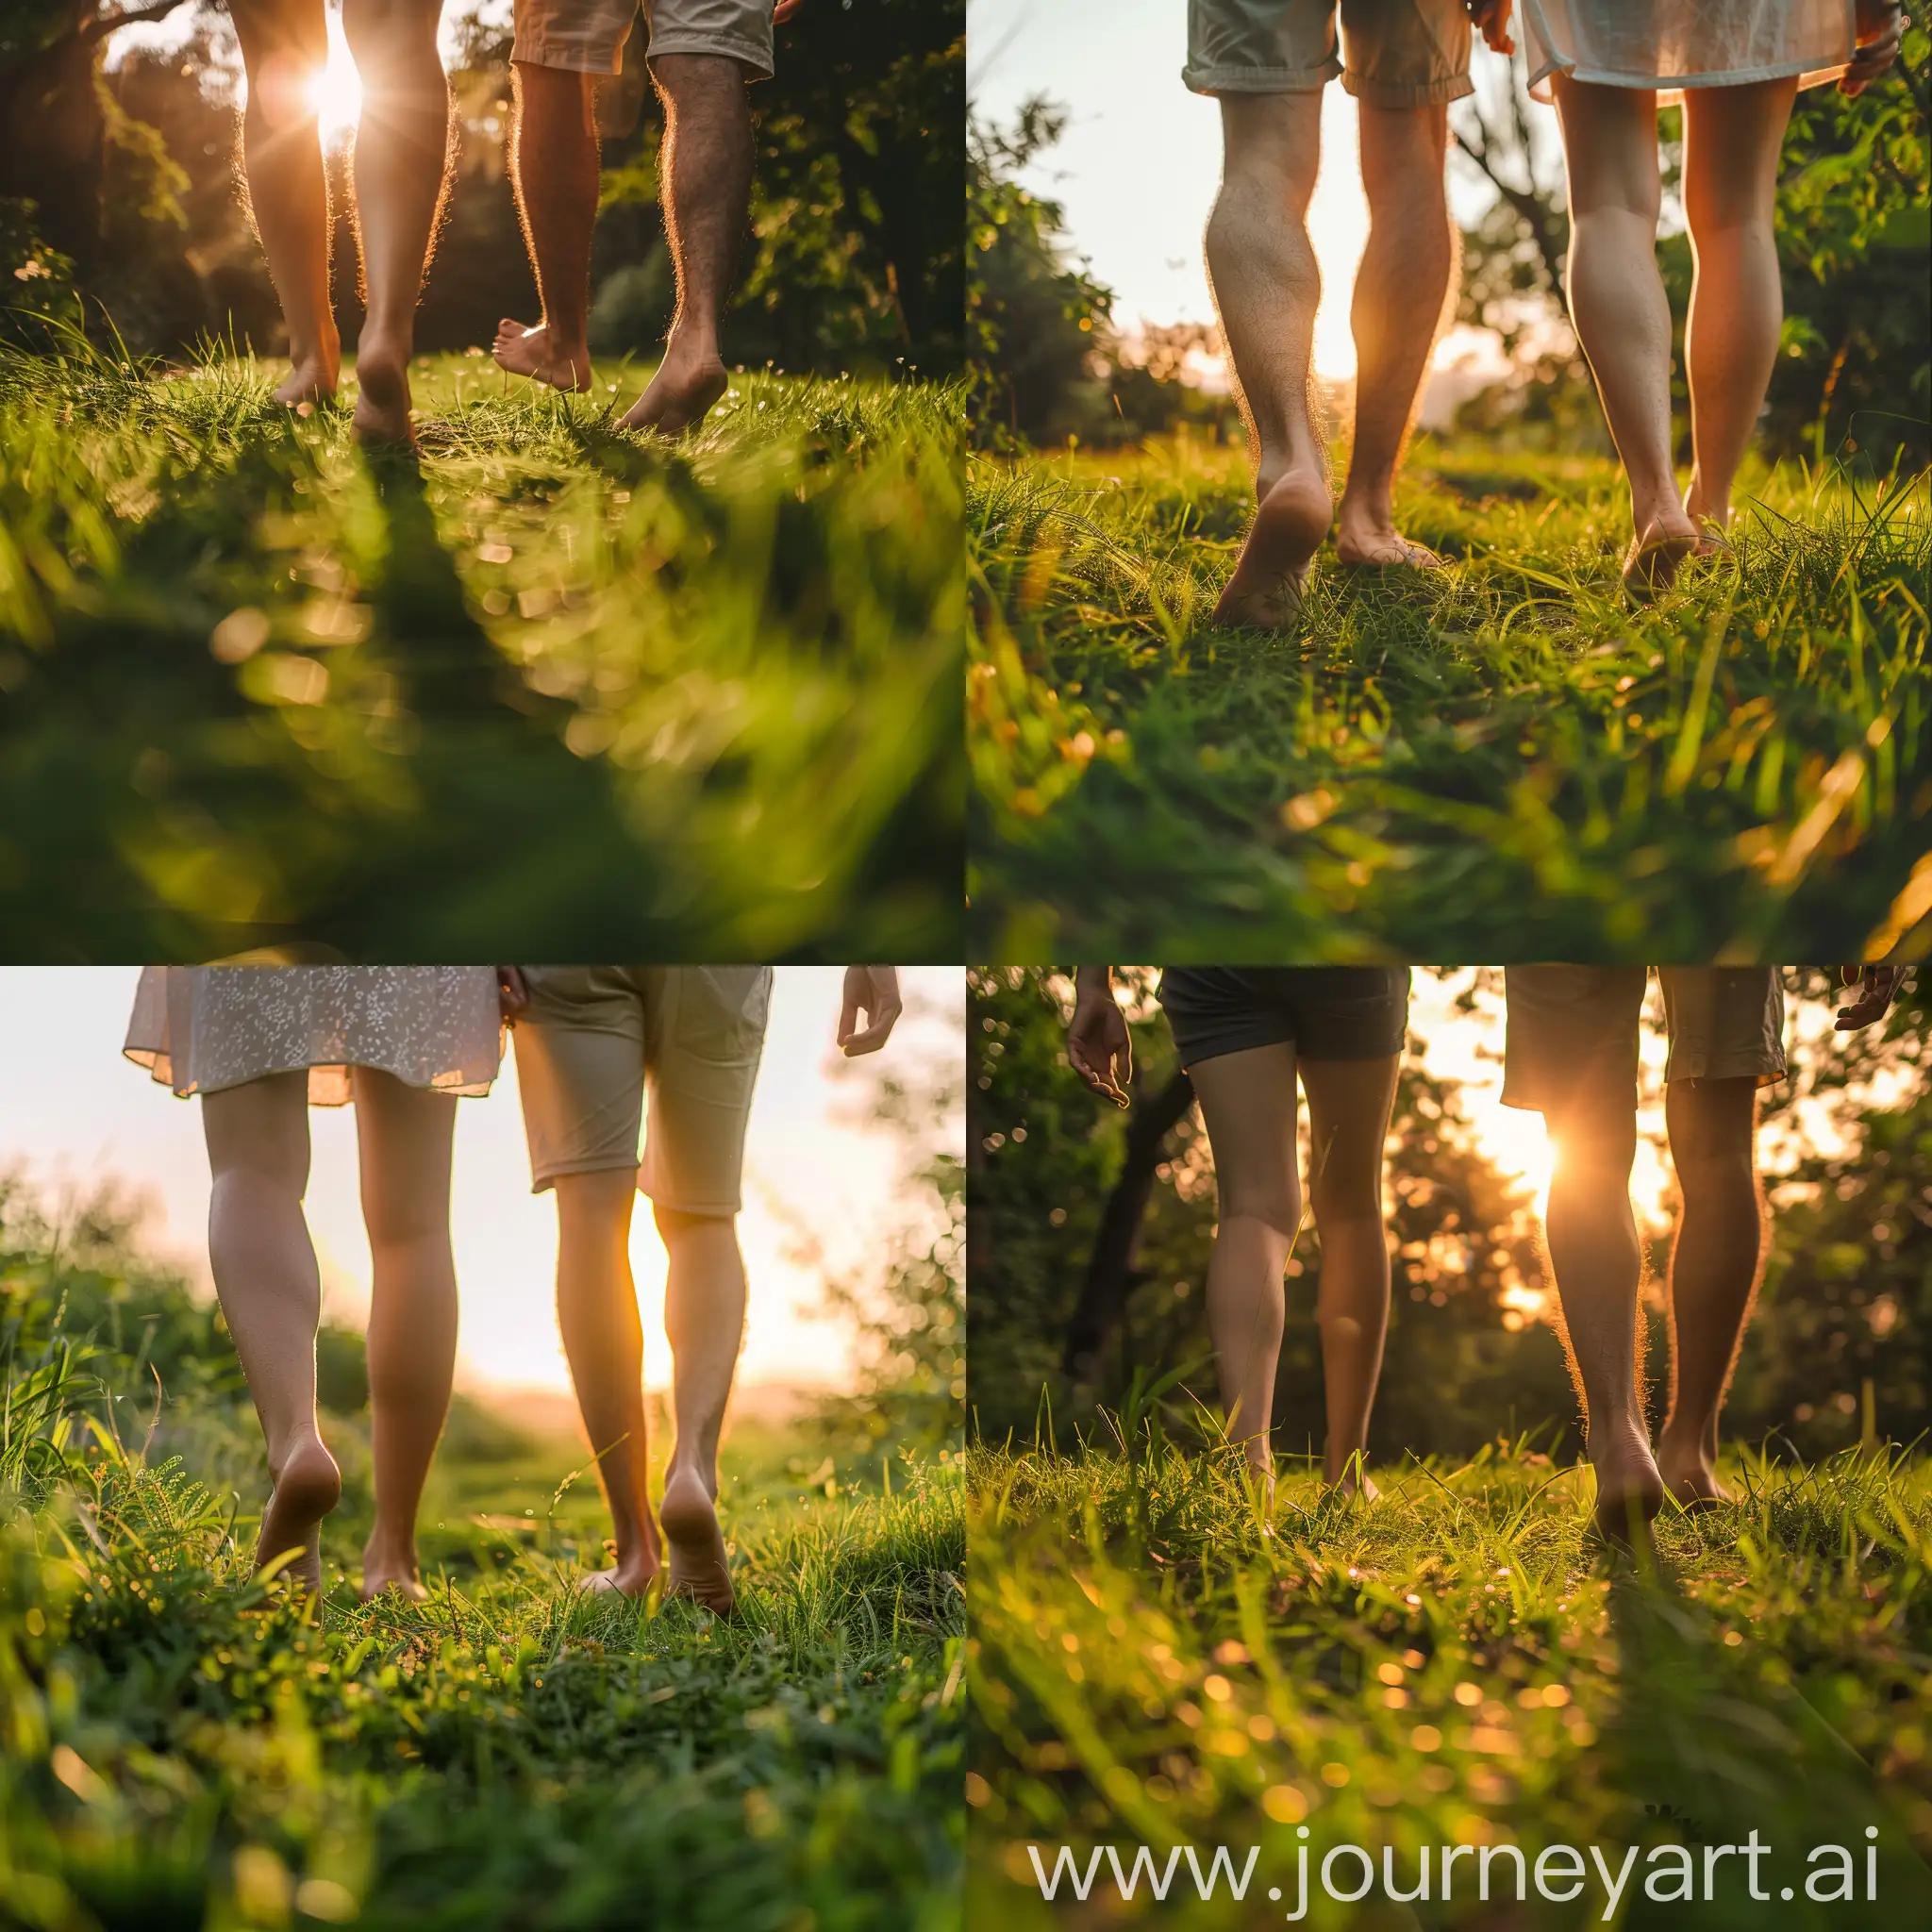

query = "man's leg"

[
  {"left": 1186, "top": 1043, "right": 1301, "bottom": 1498},
  {"left": 656, "top": 1204, "right": 747, "bottom": 1614},
  {"left": 1551, "top": 75, "right": 1696, "bottom": 594},
  {"left": 1657, "top": 1078, "right": 1763, "bottom": 1504},
  {"left": 352, "top": 1069, "right": 460, "bottom": 1601},
  {"left": 341, "top": 0, "right": 454, "bottom": 443},
  {"left": 494, "top": 60, "right": 600, "bottom": 392},
  {"left": 1541, "top": 1095, "right": 1663, "bottom": 1540},
  {"left": 202, "top": 1072, "right": 341, "bottom": 1596},
  {"left": 231, "top": 0, "right": 340, "bottom": 405},
  {"left": 1204, "top": 92, "right": 1330, "bottom": 627},
  {"left": 554, "top": 1167, "right": 663, "bottom": 1593},
  {"left": 619, "top": 53, "right": 749, "bottom": 434},
  {"left": 1338, "top": 101, "right": 1452, "bottom": 566},
  {"left": 1299, "top": 1054, "right": 1400, "bottom": 1494}
]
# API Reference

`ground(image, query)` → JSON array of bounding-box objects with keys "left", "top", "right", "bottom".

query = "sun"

[{"left": 308, "top": 21, "right": 362, "bottom": 142}]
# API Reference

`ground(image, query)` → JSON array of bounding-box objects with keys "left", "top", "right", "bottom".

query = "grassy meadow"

[
  {"left": 967, "top": 1437, "right": 1932, "bottom": 1929},
  {"left": 0, "top": 1192, "right": 965, "bottom": 1931},
  {"left": 968, "top": 437, "right": 1931, "bottom": 960},
  {"left": 0, "top": 348, "right": 963, "bottom": 959}
]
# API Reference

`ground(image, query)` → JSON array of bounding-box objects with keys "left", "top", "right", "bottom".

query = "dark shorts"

[{"left": 1157, "top": 966, "right": 1411, "bottom": 1068}]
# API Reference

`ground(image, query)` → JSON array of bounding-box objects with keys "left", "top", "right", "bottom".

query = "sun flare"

[{"left": 308, "top": 25, "right": 362, "bottom": 142}]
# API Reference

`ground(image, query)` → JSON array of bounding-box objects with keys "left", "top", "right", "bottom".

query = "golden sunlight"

[{"left": 309, "top": 17, "right": 362, "bottom": 142}]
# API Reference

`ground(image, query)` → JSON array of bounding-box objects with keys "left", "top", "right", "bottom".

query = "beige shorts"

[
  {"left": 1184, "top": 0, "right": 1474, "bottom": 106},
  {"left": 510, "top": 966, "right": 772, "bottom": 1214},
  {"left": 511, "top": 0, "right": 774, "bottom": 79},
  {"left": 1501, "top": 967, "right": 1787, "bottom": 1113}
]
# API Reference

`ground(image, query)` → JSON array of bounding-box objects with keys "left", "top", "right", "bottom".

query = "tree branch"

[{"left": 81, "top": 0, "right": 192, "bottom": 46}]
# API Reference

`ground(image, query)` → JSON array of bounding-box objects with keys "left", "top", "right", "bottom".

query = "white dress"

[
  {"left": 125, "top": 965, "right": 504, "bottom": 1106},
  {"left": 1523, "top": 1, "right": 1857, "bottom": 101}
]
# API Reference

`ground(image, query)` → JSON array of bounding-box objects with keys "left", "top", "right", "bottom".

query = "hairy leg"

[
  {"left": 352, "top": 1069, "right": 459, "bottom": 1600},
  {"left": 1657, "top": 1078, "right": 1763, "bottom": 1503},
  {"left": 341, "top": 0, "right": 453, "bottom": 442},
  {"left": 554, "top": 1167, "right": 662, "bottom": 1592},
  {"left": 1541, "top": 1096, "right": 1664, "bottom": 1540},
  {"left": 494, "top": 60, "right": 599, "bottom": 391},
  {"left": 1203, "top": 91, "right": 1329, "bottom": 625},
  {"left": 1299, "top": 1054, "right": 1399, "bottom": 1493},
  {"left": 1681, "top": 79, "right": 1796, "bottom": 538},
  {"left": 1339, "top": 101, "right": 1453, "bottom": 567},
  {"left": 231, "top": 0, "right": 340, "bottom": 403},
  {"left": 656, "top": 1204, "right": 748, "bottom": 1614},
  {"left": 1552, "top": 75, "right": 1695, "bottom": 593},
  {"left": 1187, "top": 1043, "right": 1301, "bottom": 1496},
  {"left": 202, "top": 1072, "right": 340, "bottom": 1595},
  {"left": 620, "top": 53, "right": 750, "bottom": 434}
]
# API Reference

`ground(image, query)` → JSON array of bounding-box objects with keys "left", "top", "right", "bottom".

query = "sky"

[
  {"left": 0, "top": 967, "right": 961, "bottom": 1398},
  {"left": 967, "top": 0, "right": 1552, "bottom": 397}
]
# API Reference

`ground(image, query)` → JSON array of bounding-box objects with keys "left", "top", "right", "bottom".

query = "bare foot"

[
  {"left": 1212, "top": 464, "right": 1332, "bottom": 627},
  {"left": 491, "top": 318, "right": 592, "bottom": 394},
  {"left": 352, "top": 340, "right": 416, "bottom": 447},
  {"left": 1330, "top": 1466, "right": 1380, "bottom": 1503},
  {"left": 359, "top": 1539, "right": 429, "bottom": 1603},
  {"left": 659, "top": 1467, "right": 735, "bottom": 1617},
  {"left": 1657, "top": 1441, "right": 1732, "bottom": 1508},
  {"left": 579, "top": 1557, "right": 661, "bottom": 1598},
  {"left": 257, "top": 1435, "right": 341, "bottom": 1598},
  {"left": 620, "top": 347, "right": 729, "bottom": 438},
  {"left": 1334, "top": 518, "right": 1444, "bottom": 571},
  {"left": 1587, "top": 1424, "right": 1664, "bottom": 1544},
  {"left": 275, "top": 347, "right": 339, "bottom": 410},
  {"left": 1621, "top": 512, "right": 1698, "bottom": 602}
]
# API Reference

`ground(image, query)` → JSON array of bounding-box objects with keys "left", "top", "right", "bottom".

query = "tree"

[{"left": 964, "top": 99, "right": 1113, "bottom": 446}]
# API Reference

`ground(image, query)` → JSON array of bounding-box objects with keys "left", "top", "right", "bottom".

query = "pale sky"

[
  {"left": 968, "top": 0, "right": 1549, "bottom": 391},
  {"left": 0, "top": 967, "right": 962, "bottom": 1397}
]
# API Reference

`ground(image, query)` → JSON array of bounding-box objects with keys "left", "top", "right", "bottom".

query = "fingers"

[
  {"left": 1835, "top": 966, "right": 1902, "bottom": 1029},
  {"left": 496, "top": 966, "right": 529, "bottom": 1020},
  {"left": 838, "top": 969, "right": 900, "bottom": 1056}
]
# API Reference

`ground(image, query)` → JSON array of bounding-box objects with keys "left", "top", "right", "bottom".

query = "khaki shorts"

[
  {"left": 1184, "top": 0, "right": 1474, "bottom": 106},
  {"left": 1501, "top": 967, "right": 1787, "bottom": 1113},
  {"left": 511, "top": 0, "right": 774, "bottom": 79},
  {"left": 511, "top": 966, "right": 772, "bottom": 1214}
]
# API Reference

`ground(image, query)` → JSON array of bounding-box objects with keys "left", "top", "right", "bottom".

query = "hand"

[
  {"left": 497, "top": 966, "right": 529, "bottom": 1023},
  {"left": 838, "top": 966, "right": 901, "bottom": 1056},
  {"left": 1842, "top": 3, "right": 1907, "bottom": 94},
  {"left": 1466, "top": 0, "right": 1515, "bottom": 57},
  {"left": 1067, "top": 977, "right": 1132, "bottom": 1108},
  {"left": 775, "top": 0, "right": 804, "bottom": 22},
  {"left": 1835, "top": 964, "right": 1906, "bottom": 1029}
]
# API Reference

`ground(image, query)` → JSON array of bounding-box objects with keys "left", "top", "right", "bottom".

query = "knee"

[
  {"left": 342, "top": 0, "right": 442, "bottom": 80},
  {"left": 1546, "top": 1107, "right": 1638, "bottom": 1180},
  {"left": 649, "top": 52, "right": 749, "bottom": 110},
  {"left": 555, "top": 1168, "right": 638, "bottom": 1246},
  {"left": 1220, "top": 1176, "right": 1302, "bottom": 1241},
  {"left": 652, "top": 1202, "right": 737, "bottom": 1249}
]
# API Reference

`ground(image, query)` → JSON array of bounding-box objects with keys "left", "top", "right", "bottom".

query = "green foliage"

[
  {"left": 969, "top": 1441, "right": 1932, "bottom": 1927},
  {"left": 0, "top": 1181, "right": 966, "bottom": 1929},
  {"left": 964, "top": 102, "right": 1114, "bottom": 446},
  {"left": 0, "top": 348, "right": 963, "bottom": 958},
  {"left": 968, "top": 440, "right": 1931, "bottom": 958}
]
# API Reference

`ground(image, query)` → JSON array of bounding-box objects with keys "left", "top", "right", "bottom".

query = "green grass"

[
  {"left": 1, "top": 1323, "right": 964, "bottom": 1928},
  {"left": 968, "top": 436, "right": 1931, "bottom": 959},
  {"left": 968, "top": 1436, "right": 1932, "bottom": 1928},
  {"left": 0, "top": 346, "right": 963, "bottom": 958}
]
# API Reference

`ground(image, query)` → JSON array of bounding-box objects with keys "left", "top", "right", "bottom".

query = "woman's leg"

[
  {"left": 1298, "top": 1054, "right": 1400, "bottom": 1495},
  {"left": 1681, "top": 79, "right": 1797, "bottom": 538},
  {"left": 231, "top": 0, "right": 340, "bottom": 405},
  {"left": 351, "top": 1068, "right": 459, "bottom": 1600},
  {"left": 1187, "top": 1043, "right": 1300, "bottom": 1493},
  {"left": 341, "top": 0, "right": 452, "bottom": 442},
  {"left": 1552, "top": 75, "right": 1695, "bottom": 591},
  {"left": 202, "top": 1072, "right": 341, "bottom": 1595}
]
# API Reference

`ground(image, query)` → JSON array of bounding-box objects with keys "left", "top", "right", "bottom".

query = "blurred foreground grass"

[
  {"left": 968, "top": 1433, "right": 1932, "bottom": 1928},
  {"left": 0, "top": 348, "right": 963, "bottom": 958},
  {"left": 0, "top": 1186, "right": 964, "bottom": 1930},
  {"left": 969, "top": 437, "right": 1930, "bottom": 959}
]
